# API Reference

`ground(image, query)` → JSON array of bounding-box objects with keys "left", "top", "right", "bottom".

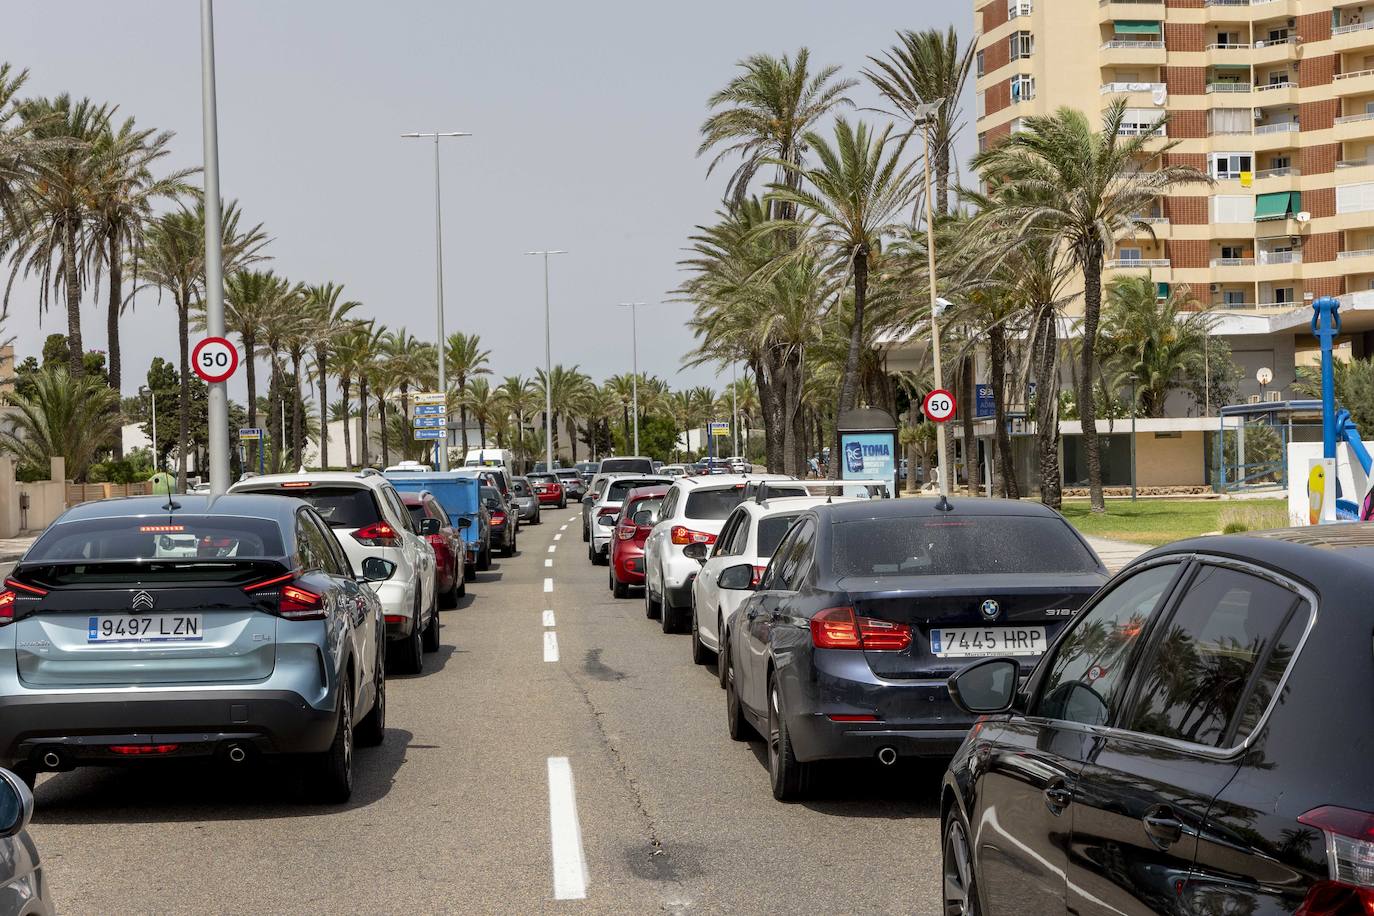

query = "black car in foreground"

[
  {"left": 719, "top": 496, "right": 1108, "bottom": 800},
  {"left": 942, "top": 524, "right": 1374, "bottom": 916}
]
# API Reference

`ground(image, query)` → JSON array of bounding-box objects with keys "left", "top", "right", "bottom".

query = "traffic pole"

[{"left": 200, "top": 0, "right": 229, "bottom": 495}]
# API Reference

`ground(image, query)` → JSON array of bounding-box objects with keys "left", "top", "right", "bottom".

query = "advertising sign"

[
  {"left": 976, "top": 385, "right": 994, "bottom": 419},
  {"left": 840, "top": 432, "right": 897, "bottom": 483}
]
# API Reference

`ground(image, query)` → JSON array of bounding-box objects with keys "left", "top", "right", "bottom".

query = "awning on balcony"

[
  {"left": 1254, "top": 191, "right": 1298, "bottom": 221},
  {"left": 1114, "top": 20, "right": 1161, "bottom": 34}
]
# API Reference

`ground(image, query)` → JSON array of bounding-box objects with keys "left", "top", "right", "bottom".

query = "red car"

[
  {"left": 608, "top": 485, "right": 669, "bottom": 599},
  {"left": 527, "top": 473, "right": 567, "bottom": 508},
  {"left": 402, "top": 490, "right": 466, "bottom": 605}
]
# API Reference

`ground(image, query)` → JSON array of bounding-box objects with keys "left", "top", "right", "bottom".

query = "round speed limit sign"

[
  {"left": 191, "top": 336, "right": 239, "bottom": 384},
  {"left": 923, "top": 388, "right": 956, "bottom": 423}
]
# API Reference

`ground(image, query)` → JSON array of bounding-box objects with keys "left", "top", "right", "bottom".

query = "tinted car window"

[
  {"left": 626, "top": 496, "right": 663, "bottom": 524},
  {"left": 601, "top": 458, "right": 654, "bottom": 474},
  {"left": 297, "top": 512, "right": 339, "bottom": 574},
  {"left": 406, "top": 505, "right": 427, "bottom": 527},
  {"left": 607, "top": 479, "right": 660, "bottom": 502},
  {"left": 28, "top": 516, "right": 284, "bottom": 563},
  {"left": 1122, "top": 565, "right": 1306, "bottom": 748},
  {"left": 480, "top": 486, "right": 502, "bottom": 506},
  {"left": 831, "top": 515, "right": 1100, "bottom": 578},
  {"left": 425, "top": 498, "right": 449, "bottom": 525},
  {"left": 685, "top": 485, "right": 747, "bottom": 520},
  {"left": 775, "top": 519, "right": 816, "bottom": 591},
  {"left": 757, "top": 513, "right": 802, "bottom": 558},
  {"left": 252, "top": 486, "right": 380, "bottom": 529},
  {"left": 512, "top": 480, "right": 530, "bottom": 496},
  {"left": 1033, "top": 563, "right": 1179, "bottom": 727}
]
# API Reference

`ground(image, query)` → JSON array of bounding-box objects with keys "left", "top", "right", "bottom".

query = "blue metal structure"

[{"left": 1311, "top": 296, "right": 1373, "bottom": 519}]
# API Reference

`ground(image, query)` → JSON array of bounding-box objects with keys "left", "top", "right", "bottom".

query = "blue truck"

[{"left": 385, "top": 472, "right": 492, "bottom": 579}]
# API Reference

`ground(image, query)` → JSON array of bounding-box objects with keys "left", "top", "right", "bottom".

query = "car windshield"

[
  {"left": 480, "top": 486, "right": 502, "bottom": 503},
  {"left": 607, "top": 478, "right": 661, "bottom": 501},
  {"left": 601, "top": 458, "right": 653, "bottom": 474},
  {"left": 685, "top": 484, "right": 747, "bottom": 520},
  {"left": 246, "top": 485, "right": 380, "bottom": 529},
  {"left": 832, "top": 515, "right": 1101, "bottom": 578},
  {"left": 757, "top": 514, "right": 801, "bottom": 557},
  {"left": 27, "top": 516, "right": 284, "bottom": 567}
]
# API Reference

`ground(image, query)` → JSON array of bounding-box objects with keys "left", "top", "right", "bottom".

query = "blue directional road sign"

[
  {"left": 414, "top": 428, "right": 445, "bottom": 441},
  {"left": 412, "top": 416, "right": 444, "bottom": 428},
  {"left": 414, "top": 405, "right": 445, "bottom": 416}
]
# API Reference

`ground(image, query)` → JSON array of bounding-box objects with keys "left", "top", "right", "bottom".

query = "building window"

[
  {"left": 1339, "top": 182, "right": 1374, "bottom": 215},
  {"left": 1120, "top": 108, "right": 1165, "bottom": 136},
  {"left": 1118, "top": 247, "right": 1143, "bottom": 262},
  {"left": 976, "top": 90, "right": 985, "bottom": 119},
  {"left": 1224, "top": 290, "right": 1246, "bottom": 306},
  {"left": 1009, "top": 117, "right": 1026, "bottom": 134},
  {"left": 1274, "top": 287, "right": 1295, "bottom": 304},
  {"left": 1212, "top": 153, "right": 1252, "bottom": 179},
  {"left": 1207, "top": 108, "right": 1252, "bottom": 136},
  {"left": 1011, "top": 74, "right": 1036, "bottom": 103},
  {"left": 1267, "top": 71, "right": 1291, "bottom": 86},
  {"left": 1220, "top": 245, "right": 1245, "bottom": 260},
  {"left": 976, "top": 49, "right": 985, "bottom": 78},
  {"left": 1270, "top": 155, "right": 1291, "bottom": 172},
  {"left": 978, "top": 132, "right": 989, "bottom": 153},
  {"left": 1212, "top": 195, "right": 1256, "bottom": 223},
  {"left": 1009, "top": 0, "right": 1032, "bottom": 17},
  {"left": 1010, "top": 31, "right": 1034, "bottom": 60}
]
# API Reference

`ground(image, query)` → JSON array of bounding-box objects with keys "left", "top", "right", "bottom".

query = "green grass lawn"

[{"left": 1059, "top": 498, "right": 1288, "bottom": 547}]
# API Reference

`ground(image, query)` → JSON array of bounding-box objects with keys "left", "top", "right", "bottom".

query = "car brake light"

[
  {"left": 1296, "top": 806, "right": 1374, "bottom": 915},
  {"left": 616, "top": 523, "right": 637, "bottom": 540},
  {"left": 598, "top": 507, "right": 618, "bottom": 517},
  {"left": 279, "top": 584, "right": 326, "bottom": 621},
  {"left": 280, "top": 481, "right": 312, "bottom": 488},
  {"left": 670, "top": 525, "right": 716, "bottom": 546},
  {"left": 810, "top": 607, "right": 911, "bottom": 651},
  {"left": 427, "top": 533, "right": 447, "bottom": 549},
  {"left": 5, "top": 578, "right": 46, "bottom": 597},
  {"left": 751, "top": 565, "right": 767, "bottom": 587},
  {"left": 491, "top": 510, "right": 507, "bottom": 525},
  {"left": 352, "top": 521, "right": 399, "bottom": 546},
  {"left": 0, "top": 578, "right": 46, "bottom": 627},
  {"left": 110, "top": 744, "right": 180, "bottom": 756},
  {"left": 827, "top": 714, "right": 879, "bottom": 722}
]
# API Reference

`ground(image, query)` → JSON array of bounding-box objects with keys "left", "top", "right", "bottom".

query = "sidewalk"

[
  {"left": 0, "top": 535, "right": 37, "bottom": 563},
  {"left": 1083, "top": 534, "right": 1152, "bottom": 573}
]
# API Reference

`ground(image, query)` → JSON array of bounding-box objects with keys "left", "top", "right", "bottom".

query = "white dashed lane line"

[
  {"left": 548, "top": 545, "right": 556, "bottom": 552},
  {"left": 542, "top": 610, "right": 556, "bottom": 627},
  {"left": 554, "top": 533, "right": 562, "bottom": 541},
  {"left": 545, "top": 559, "right": 553, "bottom": 567},
  {"left": 544, "top": 578, "right": 553, "bottom": 592},
  {"left": 543, "top": 630, "right": 559, "bottom": 662},
  {"left": 546, "top": 757, "right": 588, "bottom": 900}
]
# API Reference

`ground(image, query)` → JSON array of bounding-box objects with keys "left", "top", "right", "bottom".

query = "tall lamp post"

[
  {"left": 403, "top": 130, "right": 471, "bottom": 471},
  {"left": 914, "top": 99, "right": 949, "bottom": 497},
  {"left": 139, "top": 386, "right": 159, "bottom": 471},
  {"left": 526, "top": 250, "right": 566, "bottom": 471},
  {"left": 617, "top": 302, "right": 646, "bottom": 454},
  {"left": 200, "top": 0, "right": 229, "bottom": 495}
]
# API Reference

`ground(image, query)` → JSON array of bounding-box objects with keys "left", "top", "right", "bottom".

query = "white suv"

[
  {"left": 587, "top": 474, "right": 672, "bottom": 564},
  {"left": 641, "top": 474, "right": 793, "bottom": 633},
  {"left": 685, "top": 496, "right": 859, "bottom": 672},
  {"left": 230, "top": 470, "right": 439, "bottom": 673}
]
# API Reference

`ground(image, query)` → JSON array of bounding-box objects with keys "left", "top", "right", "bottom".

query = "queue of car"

[{"left": 589, "top": 468, "right": 1374, "bottom": 916}]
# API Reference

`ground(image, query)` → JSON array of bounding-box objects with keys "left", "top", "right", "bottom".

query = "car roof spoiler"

[{"left": 755, "top": 479, "right": 892, "bottom": 505}]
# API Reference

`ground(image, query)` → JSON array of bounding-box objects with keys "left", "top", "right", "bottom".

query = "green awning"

[
  {"left": 1115, "top": 20, "right": 1161, "bottom": 33},
  {"left": 1156, "top": 282, "right": 1170, "bottom": 300},
  {"left": 1255, "top": 191, "right": 1297, "bottom": 221}
]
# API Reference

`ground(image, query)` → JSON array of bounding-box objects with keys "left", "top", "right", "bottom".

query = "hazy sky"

[{"left": 3, "top": 0, "right": 973, "bottom": 402}]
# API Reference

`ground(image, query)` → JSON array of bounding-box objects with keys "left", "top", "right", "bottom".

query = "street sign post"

[
  {"left": 922, "top": 389, "right": 956, "bottom": 424},
  {"left": 414, "top": 428, "right": 445, "bottom": 441},
  {"left": 413, "top": 404, "right": 445, "bottom": 417},
  {"left": 412, "top": 416, "right": 444, "bottom": 428},
  {"left": 191, "top": 336, "right": 238, "bottom": 384},
  {"left": 238, "top": 428, "right": 263, "bottom": 440},
  {"left": 413, "top": 392, "right": 446, "bottom": 406}
]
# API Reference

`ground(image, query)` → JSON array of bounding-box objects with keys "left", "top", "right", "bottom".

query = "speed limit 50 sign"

[
  {"left": 191, "top": 336, "right": 239, "bottom": 384},
  {"left": 922, "top": 388, "right": 956, "bottom": 423}
]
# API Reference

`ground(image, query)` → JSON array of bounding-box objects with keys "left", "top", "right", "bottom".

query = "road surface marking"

[
  {"left": 546, "top": 757, "right": 588, "bottom": 900},
  {"left": 554, "top": 533, "right": 562, "bottom": 541},
  {"left": 559, "top": 525, "right": 567, "bottom": 532},
  {"left": 544, "top": 630, "right": 559, "bottom": 662},
  {"left": 548, "top": 545, "right": 556, "bottom": 552},
  {"left": 545, "top": 559, "right": 553, "bottom": 567},
  {"left": 543, "top": 610, "right": 556, "bottom": 627},
  {"left": 544, "top": 578, "right": 553, "bottom": 592}
]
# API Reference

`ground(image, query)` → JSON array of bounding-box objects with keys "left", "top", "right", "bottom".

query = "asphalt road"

[{"left": 25, "top": 511, "right": 946, "bottom": 914}]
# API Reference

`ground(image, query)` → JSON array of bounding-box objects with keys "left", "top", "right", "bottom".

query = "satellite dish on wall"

[
  {"left": 1295, "top": 211, "right": 1312, "bottom": 223},
  {"left": 1257, "top": 367, "right": 1274, "bottom": 386}
]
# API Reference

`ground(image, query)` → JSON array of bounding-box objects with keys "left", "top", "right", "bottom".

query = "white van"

[{"left": 463, "top": 449, "right": 514, "bottom": 474}]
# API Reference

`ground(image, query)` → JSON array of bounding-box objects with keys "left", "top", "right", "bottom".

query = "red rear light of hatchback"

[
  {"left": 810, "top": 607, "right": 911, "bottom": 651},
  {"left": 352, "top": 521, "right": 399, "bottom": 546},
  {"left": 0, "top": 578, "right": 46, "bottom": 626},
  {"left": 491, "top": 510, "right": 507, "bottom": 525},
  {"left": 244, "top": 574, "right": 326, "bottom": 621},
  {"left": 670, "top": 526, "right": 716, "bottom": 546},
  {"left": 616, "top": 523, "right": 637, "bottom": 541},
  {"left": 1296, "top": 806, "right": 1374, "bottom": 915}
]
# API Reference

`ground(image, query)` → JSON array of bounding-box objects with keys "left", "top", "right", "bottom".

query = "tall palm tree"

[
  {"left": 496, "top": 375, "right": 539, "bottom": 470},
  {"left": 768, "top": 118, "right": 918, "bottom": 458},
  {"left": 303, "top": 283, "right": 360, "bottom": 469},
  {"left": 332, "top": 321, "right": 377, "bottom": 469},
  {"left": 698, "top": 48, "right": 856, "bottom": 213},
  {"left": 462, "top": 377, "right": 498, "bottom": 451},
  {"left": 973, "top": 99, "right": 1209, "bottom": 510},
  {"left": 1100, "top": 278, "right": 1212, "bottom": 419},
  {"left": 445, "top": 331, "right": 491, "bottom": 460},
  {"left": 0, "top": 65, "right": 40, "bottom": 228},
  {"left": 327, "top": 399, "right": 356, "bottom": 468},
  {"left": 0, "top": 365, "right": 121, "bottom": 482},
  {"left": 863, "top": 27, "right": 974, "bottom": 215},
  {"left": 6, "top": 94, "right": 110, "bottom": 375},
  {"left": 346, "top": 322, "right": 386, "bottom": 469},
  {"left": 210, "top": 270, "right": 290, "bottom": 431},
  {"left": 89, "top": 116, "right": 196, "bottom": 404}
]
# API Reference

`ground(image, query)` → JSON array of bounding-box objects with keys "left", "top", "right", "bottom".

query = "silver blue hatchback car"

[{"left": 0, "top": 494, "right": 388, "bottom": 803}]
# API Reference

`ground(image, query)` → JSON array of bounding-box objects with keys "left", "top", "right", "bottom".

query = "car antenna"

[
  {"left": 161, "top": 475, "right": 180, "bottom": 513},
  {"left": 935, "top": 494, "right": 953, "bottom": 512}
]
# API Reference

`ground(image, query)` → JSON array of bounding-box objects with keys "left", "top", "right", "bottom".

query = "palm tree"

[
  {"left": 6, "top": 94, "right": 110, "bottom": 375},
  {"left": 698, "top": 48, "right": 856, "bottom": 212},
  {"left": 768, "top": 118, "right": 918, "bottom": 459},
  {"left": 863, "top": 27, "right": 974, "bottom": 215},
  {"left": 213, "top": 270, "right": 289, "bottom": 431},
  {"left": 462, "top": 377, "right": 498, "bottom": 451},
  {"left": 304, "top": 283, "right": 359, "bottom": 469},
  {"left": 0, "top": 365, "right": 121, "bottom": 481},
  {"left": 972, "top": 99, "right": 1209, "bottom": 510},
  {"left": 342, "top": 321, "right": 386, "bottom": 468},
  {"left": 327, "top": 399, "right": 356, "bottom": 468},
  {"left": 89, "top": 116, "right": 196, "bottom": 404},
  {"left": 333, "top": 321, "right": 378, "bottom": 469},
  {"left": 0, "top": 65, "right": 40, "bottom": 228},
  {"left": 1101, "top": 278, "right": 1212, "bottom": 419},
  {"left": 257, "top": 281, "right": 305, "bottom": 471},
  {"left": 496, "top": 375, "right": 540, "bottom": 470},
  {"left": 445, "top": 331, "right": 491, "bottom": 460}
]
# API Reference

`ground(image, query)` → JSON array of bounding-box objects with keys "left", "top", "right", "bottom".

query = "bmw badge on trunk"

[{"left": 980, "top": 599, "right": 1000, "bottom": 620}]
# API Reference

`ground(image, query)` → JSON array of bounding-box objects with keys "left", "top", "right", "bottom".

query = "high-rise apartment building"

[{"left": 974, "top": 0, "right": 1374, "bottom": 312}]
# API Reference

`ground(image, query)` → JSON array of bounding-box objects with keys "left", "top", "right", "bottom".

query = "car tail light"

[
  {"left": 616, "top": 523, "right": 637, "bottom": 540},
  {"left": 244, "top": 574, "right": 325, "bottom": 621},
  {"left": 810, "top": 607, "right": 911, "bottom": 651},
  {"left": 1295, "top": 806, "right": 1374, "bottom": 915},
  {"left": 110, "top": 744, "right": 180, "bottom": 756},
  {"left": 670, "top": 525, "right": 716, "bottom": 546},
  {"left": 598, "top": 506, "right": 618, "bottom": 517},
  {"left": 0, "top": 578, "right": 46, "bottom": 627},
  {"left": 751, "top": 565, "right": 767, "bottom": 586},
  {"left": 384, "top": 614, "right": 408, "bottom": 625},
  {"left": 491, "top": 510, "right": 507, "bottom": 525},
  {"left": 352, "top": 521, "right": 400, "bottom": 546}
]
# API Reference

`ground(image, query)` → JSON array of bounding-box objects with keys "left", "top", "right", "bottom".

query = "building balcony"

[
  {"left": 1333, "top": 21, "right": 1374, "bottom": 53},
  {"left": 1106, "top": 258, "right": 1171, "bottom": 269},
  {"left": 1253, "top": 300, "right": 1303, "bottom": 311},
  {"left": 1334, "top": 68, "right": 1374, "bottom": 97},
  {"left": 1257, "top": 251, "right": 1301, "bottom": 265},
  {"left": 1100, "top": 41, "right": 1167, "bottom": 65},
  {"left": 1251, "top": 36, "right": 1298, "bottom": 65},
  {"left": 1100, "top": 81, "right": 1166, "bottom": 95},
  {"left": 1253, "top": 166, "right": 1300, "bottom": 180},
  {"left": 1334, "top": 112, "right": 1374, "bottom": 142},
  {"left": 1338, "top": 249, "right": 1374, "bottom": 274},
  {"left": 1252, "top": 81, "right": 1298, "bottom": 104},
  {"left": 1205, "top": 82, "right": 1253, "bottom": 94},
  {"left": 1097, "top": 0, "right": 1163, "bottom": 24},
  {"left": 1211, "top": 257, "right": 1256, "bottom": 267}
]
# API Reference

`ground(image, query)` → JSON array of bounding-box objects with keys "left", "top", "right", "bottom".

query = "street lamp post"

[
  {"left": 403, "top": 130, "right": 471, "bottom": 472},
  {"left": 200, "top": 0, "right": 229, "bottom": 495},
  {"left": 140, "top": 386, "right": 158, "bottom": 471},
  {"left": 731, "top": 361, "right": 739, "bottom": 458},
  {"left": 526, "top": 250, "right": 567, "bottom": 471},
  {"left": 911, "top": 100, "right": 951, "bottom": 497},
  {"left": 617, "top": 302, "right": 645, "bottom": 454}
]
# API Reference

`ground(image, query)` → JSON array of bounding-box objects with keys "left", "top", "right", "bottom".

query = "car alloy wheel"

[
  {"left": 316, "top": 682, "right": 353, "bottom": 803},
  {"left": 942, "top": 814, "right": 979, "bottom": 916},
  {"left": 691, "top": 606, "right": 712, "bottom": 663},
  {"left": 768, "top": 680, "right": 808, "bottom": 801},
  {"left": 725, "top": 647, "right": 750, "bottom": 741},
  {"left": 716, "top": 614, "right": 729, "bottom": 688},
  {"left": 356, "top": 650, "right": 387, "bottom": 747}
]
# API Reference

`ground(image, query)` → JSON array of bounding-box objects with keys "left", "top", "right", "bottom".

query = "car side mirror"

[
  {"left": 582, "top": 495, "right": 594, "bottom": 505},
  {"left": 597, "top": 514, "right": 617, "bottom": 527},
  {"left": 718, "top": 563, "right": 755, "bottom": 591},
  {"left": 0, "top": 769, "right": 33, "bottom": 839},
  {"left": 485, "top": 499, "right": 500, "bottom": 510},
  {"left": 417, "top": 518, "right": 440, "bottom": 536},
  {"left": 457, "top": 517, "right": 472, "bottom": 529},
  {"left": 360, "top": 557, "right": 397, "bottom": 582},
  {"left": 948, "top": 657, "right": 1021, "bottom": 715},
  {"left": 683, "top": 542, "right": 710, "bottom": 563},
  {"left": 632, "top": 510, "right": 656, "bottom": 527}
]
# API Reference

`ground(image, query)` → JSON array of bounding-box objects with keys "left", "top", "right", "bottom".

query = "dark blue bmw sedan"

[{"left": 719, "top": 496, "right": 1108, "bottom": 800}]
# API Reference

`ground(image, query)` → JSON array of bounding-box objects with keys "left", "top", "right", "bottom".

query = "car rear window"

[
  {"left": 245, "top": 485, "right": 381, "bottom": 529},
  {"left": 601, "top": 458, "right": 653, "bottom": 474},
  {"left": 607, "top": 478, "right": 660, "bottom": 502},
  {"left": 685, "top": 485, "right": 747, "bottom": 520},
  {"left": 626, "top": 496, "right": 664, "bottom": 522},
  {"left": 406, "top": 505, "right": 427, "bottom": 527},
  {"left": 832, "top": 516, "right": 1101, "bottom": 578},
  {"left": 757, "top": 514, "right": 801, "bottom": 558},
  {"left": 528, "top": 474, "right": 556, "bottom": 484},
  {"left": 27, "top": 516, "right": 284, "bottom": 565}
]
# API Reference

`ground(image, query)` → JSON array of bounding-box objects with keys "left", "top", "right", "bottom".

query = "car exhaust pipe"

[
  {"left": 41, "top": 751, "right": 62, "bottom": 769},
  {"left": 226, "top": 745, "right": 247, "bottom": 763},
  {"left": 876, "top": 746, "right": 898, "bottom": 767}
]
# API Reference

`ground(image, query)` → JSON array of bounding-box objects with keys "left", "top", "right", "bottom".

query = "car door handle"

[
  {"left": 1142, "top": 807, "right": 1184, "bottom": 848},
  {"left": 1043, "top": 782, "right": 1073, "bottom": 815}
]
